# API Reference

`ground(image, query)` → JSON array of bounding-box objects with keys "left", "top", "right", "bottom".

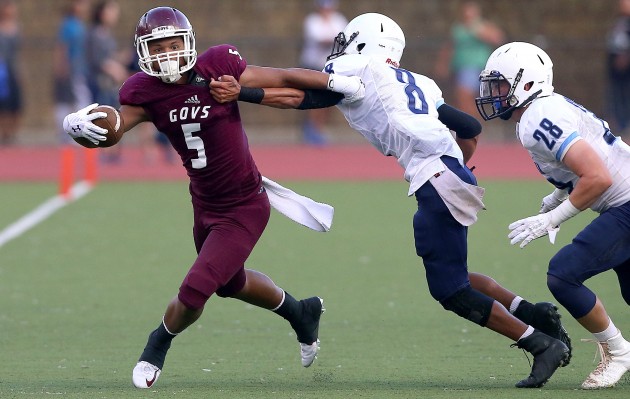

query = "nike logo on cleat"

[{"left": 145, "top": 370, "right": 158, "bottom": 387}]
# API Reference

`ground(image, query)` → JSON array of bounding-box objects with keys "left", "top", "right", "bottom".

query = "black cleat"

[
  {"left": 515, "top": 330, "right": 570, "bottom": 388},
  {"left": 530, "top": 302, "right": 572, "bottom": 366},
  {"left": 290, "top": 297, "right": 324, "bottom": 367}
]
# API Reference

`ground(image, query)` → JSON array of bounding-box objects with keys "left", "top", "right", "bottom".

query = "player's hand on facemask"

[
  {"left": 327, "top": 74, "right": 365, "bottom": 104},
  {"left": 62, "top": 103, "right": 108, "bottom": 146}
]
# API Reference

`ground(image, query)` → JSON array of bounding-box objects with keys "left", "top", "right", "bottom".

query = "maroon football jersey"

[{"left": 119, "top": 45, "right": 261, "bottom": 207}]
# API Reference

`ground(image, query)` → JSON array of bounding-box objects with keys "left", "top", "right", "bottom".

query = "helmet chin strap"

[
  {"left": 499, "top": 89, "right": 542, "bottom": 120},
  {"left": 159, "top": 59, "right": 182, "bottom": 83}
]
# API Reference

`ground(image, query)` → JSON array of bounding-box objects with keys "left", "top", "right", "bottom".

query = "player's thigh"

[
  {"left": 413, "top": 184, "right": 469, "bottom": 301},
  {"left": 188, "top": 193, "right": 271, "bottom": 291},
  {"left": 550, "top": 204, "right": 630, "bottom": 283}
]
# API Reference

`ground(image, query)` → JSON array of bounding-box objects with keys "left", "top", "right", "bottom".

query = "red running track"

[{"left": 0, "top": 143, "right": 539, "bottom": 182}]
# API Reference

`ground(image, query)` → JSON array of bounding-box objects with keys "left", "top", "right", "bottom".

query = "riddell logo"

[{"left": 385, "top": 58, "right": 399, "bottom": 68}]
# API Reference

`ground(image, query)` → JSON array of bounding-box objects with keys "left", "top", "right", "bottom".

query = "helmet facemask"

[
  {"left": 477, "top": 70, "right": 518, "bottom": 121},
  {"left": 476, "top": 68, "right": 544, "bottom": 121},
  {"left": 136, "top": 28, "right": 196, "bottom": 83},
  {"left": 328, "top": 31, "right": 359, "bottom": 61}
]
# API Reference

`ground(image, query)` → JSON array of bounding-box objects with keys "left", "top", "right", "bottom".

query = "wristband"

[
  {"left": 548, "top": 198, "right": 580, "bottom": 227},
  {"left": 238, "top": 87, "right": 264, "bottom": 104}
]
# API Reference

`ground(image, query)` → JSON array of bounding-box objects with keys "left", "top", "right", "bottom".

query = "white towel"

[
  {"left": 429, "top": 166, "right": 486, "bottom": 226},
  {"left": 261, "top": 176, "right": 334, "bottom": 232}
]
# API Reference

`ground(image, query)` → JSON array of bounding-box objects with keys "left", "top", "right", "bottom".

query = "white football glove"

[
  {"left": 508, "top": 199, "right": 581, "bottom": 248},
  {"left": 508, "top": 213, "right": 554, "bottom": 248},
  {"left": 539, "top": 188, "right": 569, "bottom": 213},
  {"left": 62, "top": 103, "right": 108, "bottom": 146},
  {"left": 327, "top": 74, "right": 365, "bottom": 104}
]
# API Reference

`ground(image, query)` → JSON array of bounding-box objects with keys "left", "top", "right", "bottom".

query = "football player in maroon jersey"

[{"left": 63, "top": 6, "right": 364, "bottom": 388}]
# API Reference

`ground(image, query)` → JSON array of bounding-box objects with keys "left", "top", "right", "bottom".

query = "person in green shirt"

[{"left": 434, "top": 1, "right": 504, "bottom": 119}]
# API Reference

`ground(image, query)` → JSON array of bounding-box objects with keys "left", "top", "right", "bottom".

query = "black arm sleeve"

[
  {"left": 297, "top": 90, "right": 344, "bottom": 110},
  {"left": 437, "top": 103, "right": 482, "bottom": 139}
]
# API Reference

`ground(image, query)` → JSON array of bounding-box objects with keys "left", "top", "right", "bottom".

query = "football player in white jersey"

[
  {"left": 212, "top": 13, "right": 573, "bottom": 388},
  {"left": 477, "top": 41, "right": 630, "bottom": 389}
]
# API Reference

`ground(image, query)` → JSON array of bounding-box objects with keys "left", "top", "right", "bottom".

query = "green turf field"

[{"left": 0, "top": 180, "right": 628, "bottom": 398}]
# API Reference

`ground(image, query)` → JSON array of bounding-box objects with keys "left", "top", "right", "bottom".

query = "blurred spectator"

[
  {"left": 86, "top": 0, "right": 125, "bottom": 106},
  {"left": 0, "top": 0, "right": 22, "bottom": 146},
  {"left": 434, "top": 1, "right": 504, "bottom": 121},
  {"left": 53, "top": 0, "right": 91, "bottom": 145},
  {"left": 298, "top": 0, "right": 347, "bottom": 145},
  {"left": 606, "top": 0, "right": 630, "bottom": 139},
  {"left": 86, "top": 0, "right": 126, "bottom": 162}
]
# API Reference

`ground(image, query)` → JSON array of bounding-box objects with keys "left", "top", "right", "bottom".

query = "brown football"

[{"left": 73, "top": 105, "right": 124, "bottom": 148}]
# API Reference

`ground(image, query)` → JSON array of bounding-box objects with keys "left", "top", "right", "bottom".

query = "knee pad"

[{"left": 440, "top": 286, "right": 494, "bottom": 327}]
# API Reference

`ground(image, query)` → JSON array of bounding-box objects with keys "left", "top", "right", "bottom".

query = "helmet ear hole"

[{"left": 357, "top": 43, "right": 365, "bottom": 52}]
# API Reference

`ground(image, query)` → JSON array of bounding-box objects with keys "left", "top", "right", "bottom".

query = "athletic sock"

[
  {"left": 517, "top": 325, "right": 535, "bottom": 342},
  {"left": 272, "top": 290, "right": 301, "bottom": 323},
  {"left": 138, "top": 320, "right": 177, "bottom": 369},
  {"left": 509, "top": 296, "right": 524, "bottom": 314},
  {"left": 593, "top": 318, "right": 618, "bottom": 342},
  {"left": 513, "top": 299, "right": 535, "bottom": 324}
]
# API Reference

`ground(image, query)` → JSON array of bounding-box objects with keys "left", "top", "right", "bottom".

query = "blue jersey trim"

[{"left": 555, "top": 131, "right": 579, "bottom": 161}]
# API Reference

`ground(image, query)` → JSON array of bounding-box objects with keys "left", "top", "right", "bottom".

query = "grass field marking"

[{"left": 0, "top": 180, "right": 93, "bottom": 248}]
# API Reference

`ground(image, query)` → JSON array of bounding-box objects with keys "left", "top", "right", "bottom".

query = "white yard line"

[{"left": 0, "top": 181, "right": 93, "bottom": 248}]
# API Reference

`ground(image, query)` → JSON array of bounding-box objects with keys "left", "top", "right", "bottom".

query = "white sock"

[
  {"left": 509, "top": 296, "right": 523, "bottom": 314},
  {"left": 518, "top": 325, "right": 535, "bottom": 342},
  {"left": 593, "top": 319, "right": 619, "bottom": 342}
]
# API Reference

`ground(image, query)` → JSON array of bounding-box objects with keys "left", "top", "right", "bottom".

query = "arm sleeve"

[
  {"left": 437, "top": 103, "right": 482, "bottom": 139},
  {"left": 297, "top": 89, "right": 343, "bottom": 109}
]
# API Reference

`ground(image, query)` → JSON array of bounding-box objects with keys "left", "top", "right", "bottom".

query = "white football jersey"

[
  {"left": 518, "top": 93, "right": 630, "bottom": 212},
  {"left": 325, "top": 54, "right": 464, "bottom": 195}
]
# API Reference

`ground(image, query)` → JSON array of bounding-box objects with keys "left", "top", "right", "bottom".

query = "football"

[{"left": 73, "top": 105, "right": 124, "bottom": 148}]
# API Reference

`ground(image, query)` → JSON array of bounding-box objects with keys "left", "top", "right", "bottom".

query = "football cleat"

[
  {"left": 530, "top": 302, "right": 572, "bottom": 366},
  {"left": 514, "top": 330, "right": 570, "bottom": 388},
  {"left": 581, "top": 333, "right": 630, "bottom": 389},
  {"left": 300, "top": 339, "right": 321, "bottom": 368},
  {"left": 290, "top": 297, "right": 324, "bottom": 367},
  {"left": 132, "top": 361, "right": 161, "bottom": 389}
]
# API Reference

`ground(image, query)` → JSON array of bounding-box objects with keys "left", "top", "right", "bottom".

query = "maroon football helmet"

[{"left": 135, "top": 7, "right": 197, "bottom": 83}]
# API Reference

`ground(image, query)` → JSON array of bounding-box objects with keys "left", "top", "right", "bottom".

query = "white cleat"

[
  {"left": 581, "top": 332, "right": 630, "bottom": 389},
  {"left": 301, "top": 339, "right": 320, "bottom": 368},
  {"left": 132, "top": 361, "right": 161, "bottom": 389}
]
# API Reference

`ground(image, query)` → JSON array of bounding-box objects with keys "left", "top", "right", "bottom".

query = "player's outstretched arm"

[
  {"left": 238, "top": 66, "right": 364, "bottom": 102},
  {"left": 210, "top": 75, "right": 343, "bottom": 109}
]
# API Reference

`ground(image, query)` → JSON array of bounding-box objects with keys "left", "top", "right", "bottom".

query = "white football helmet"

[
  {"left": 476, "top": 42, "right": 554, "bottom": 120},
  {"left": 327, "top": 13, "right": 405, "bottom": 67},
  {"left": 135, "top": 7, "right": 197, "bottom": 83}
]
